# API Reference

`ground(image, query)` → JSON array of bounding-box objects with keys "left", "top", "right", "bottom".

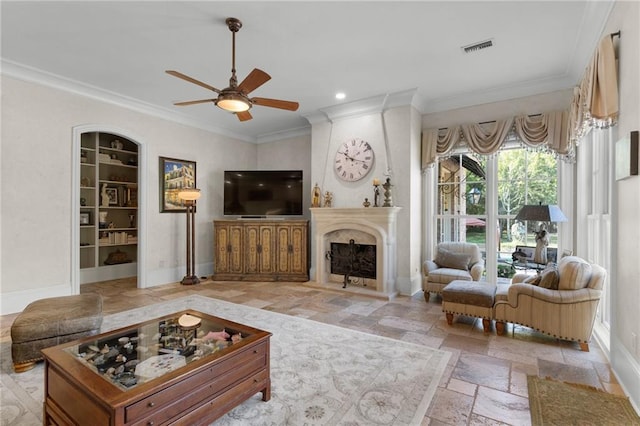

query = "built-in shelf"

[{"left": 79, "top": 132, "right": 138, "bottom": 277}]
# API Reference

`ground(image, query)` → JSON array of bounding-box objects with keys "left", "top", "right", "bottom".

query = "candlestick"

[
  {"left": 372, "top": 178, "right": 380, "bottom": 186},
  {"left": 373, "top": 185, "right": 380, "bottom": 207},
  {"left": 382, "top": 177, "right": 393, "bottom": 207}
]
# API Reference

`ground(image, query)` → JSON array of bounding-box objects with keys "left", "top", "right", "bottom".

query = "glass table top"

[{"left": 63, "top": 311, "right": 249, "bottom": 391}]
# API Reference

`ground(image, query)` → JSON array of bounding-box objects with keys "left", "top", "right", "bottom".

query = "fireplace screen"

[{"left": 329, "top": 242, "right": 376, "bottom": 279}]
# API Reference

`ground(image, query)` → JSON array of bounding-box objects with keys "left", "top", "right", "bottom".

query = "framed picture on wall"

[{"left": 159, "top": 156, "right": 197, "bottom": 213}]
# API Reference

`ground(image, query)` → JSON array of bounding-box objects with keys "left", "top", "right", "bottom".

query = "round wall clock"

[{"left": 334, "top": 138, "right": 374, "bottom": 182}]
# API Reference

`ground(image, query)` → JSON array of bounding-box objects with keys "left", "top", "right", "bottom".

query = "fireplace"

[
  {"left": 310, "top": 207, "right": 401, "bottom": 298},
  {"left": 329, "top": 241, "right": 377, "bottom": 279}
]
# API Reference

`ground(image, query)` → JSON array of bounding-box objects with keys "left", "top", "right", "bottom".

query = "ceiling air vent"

[{"left": 461, "top": 38, "right": 494, "bottom": 54}]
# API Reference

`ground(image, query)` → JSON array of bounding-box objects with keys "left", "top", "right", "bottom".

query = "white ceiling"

[{"left": 1, "top": 1, "right": 614, "bottom": 142}]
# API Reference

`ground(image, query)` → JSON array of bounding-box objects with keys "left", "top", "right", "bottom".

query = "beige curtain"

[
  {"left": 515, "top": 111, "right": 569, "bottom": 155},
  {"left": 568, "top": 34, "right": 619, "bottom": 144},
  {"left": 421, "top": 126, "right": 461, "bottom": 168},
  {"left": 461, "top": 118, "right": 514, "bottom": 155}
]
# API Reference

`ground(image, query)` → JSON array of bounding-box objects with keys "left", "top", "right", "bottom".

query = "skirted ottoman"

[
  {"left": 11, "top": 294, "right": 103, "bottom": 372},
  {"left": 441, "top": 280, "right": 496, "bottom": 333}
]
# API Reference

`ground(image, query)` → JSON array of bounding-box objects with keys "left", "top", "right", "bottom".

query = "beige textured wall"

[
  {"left": 1, "top": 76, "right": 256, "bottom": 313},
  {"left": 603, "top": 0, "right": 640, "bottom": 410}
]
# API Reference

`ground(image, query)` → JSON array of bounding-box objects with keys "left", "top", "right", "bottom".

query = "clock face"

[{"left": 334, "top": 138, "right": 374, "bottom": 182}]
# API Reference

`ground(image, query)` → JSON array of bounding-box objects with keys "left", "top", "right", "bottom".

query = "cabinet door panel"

[
  {"left": 214, "top": 224, "right": 244, "bottom": 274},
  {"left": 228, "top": 226, "right": 244, "bottom": 274},
  {"left": 259, "top": 226, "right": 275, "bottom": 273},
  {"left": 214, "top": 226, "right": 230, "bottom": 273},
  {"left": 245, "top": 225, "right": 275, "bottom": 274},
  {"left": 276, "top": 227, "right": 291, "bottom": 273},
  {"left": 289, "top": 225, "right": 307, "bottom": 275}
]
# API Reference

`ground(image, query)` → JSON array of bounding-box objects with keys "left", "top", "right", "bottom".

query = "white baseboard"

[
  {"left": 395, "top": 272, "right": 422, "bottom": 296},
  {"left": 0, "top": 283, "right": 73, "bottom": 315},
  {"left": 610, "top": 333, "right": 640, "bottom": 415}
]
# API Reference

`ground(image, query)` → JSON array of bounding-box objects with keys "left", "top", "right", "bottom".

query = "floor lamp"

[{"left": 178, "top": 188, "right": 201, "bottom": 285}]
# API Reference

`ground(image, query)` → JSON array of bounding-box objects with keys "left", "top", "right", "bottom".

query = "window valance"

[{"left": 421, "top": 111, "right": 568, "bottom": 169}]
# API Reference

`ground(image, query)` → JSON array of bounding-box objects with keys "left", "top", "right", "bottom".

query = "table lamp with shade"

[
  {"left": 178, "top": 188, "right": 201, "bottom": 285},
  {"left": 515, "top": 203, "right": 567, "bottom": 264}
]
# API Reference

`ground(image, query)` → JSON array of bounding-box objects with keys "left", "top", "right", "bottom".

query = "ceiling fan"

[{"left": 166, "top": 17, "right": 299, "bottom": 122}]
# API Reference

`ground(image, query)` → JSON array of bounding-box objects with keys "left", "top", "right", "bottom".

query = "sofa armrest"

[
  {"left": 423, "top": 260, "right": 438, "bottom": 276},
  {"left": 501, "top": 283, "right": 602, "bottom": 307},
  {"left": 470, "top": 259, "right": 485, "bottom": 281}
]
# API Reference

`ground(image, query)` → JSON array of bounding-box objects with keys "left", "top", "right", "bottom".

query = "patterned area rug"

[
  {"left": 527, "top": 375, "right": 640, "bottom": 426},
  {"left": 0, "top": 295, "right": 450, "bottom": 425}
]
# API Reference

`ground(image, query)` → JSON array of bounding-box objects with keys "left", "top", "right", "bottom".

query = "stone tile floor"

[{"left": 0, "top": 277, "right": 626, "bottom": 425}]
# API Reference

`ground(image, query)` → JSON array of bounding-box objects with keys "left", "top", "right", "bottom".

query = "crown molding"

[
  {"left": 1, "top": 59, "right": 257, "bottom": 143},
  {"left": 311, "top": 88, "right": 419, "bottom": 123},
  {"left": 256, "top": 125, "right": 311, "bottom": 144},
  {"left": 302, "top": 111, "right": 330, "bottom": 125}
]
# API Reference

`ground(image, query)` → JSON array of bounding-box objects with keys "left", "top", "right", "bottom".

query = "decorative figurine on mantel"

[
  {"left": 311, "top": 183, "right": 322, "bottom": 207},
  {"left": 323, "top": 191, "right": 333, "bottom": 207},
  {"left": 363, "top": 198, "right": 371, "bottom": 207},
  {"left": 382, "top": 177, "right": 393, "bottom": 207}
]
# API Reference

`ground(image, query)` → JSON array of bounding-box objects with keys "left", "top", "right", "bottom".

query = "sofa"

[
  {"left": 493, "top": 256, "right": 606, "bottom": 351},
  {"left": 423, "top": 242, "right": 485, "bottom": 301}
]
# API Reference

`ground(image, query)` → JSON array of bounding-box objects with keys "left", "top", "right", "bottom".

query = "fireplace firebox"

[{"left": 327, "top": 240, "right": 376, "bottom": 288}]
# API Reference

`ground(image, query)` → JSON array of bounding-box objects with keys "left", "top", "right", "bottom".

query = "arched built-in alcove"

[{"left": 71, "top": 125, "right": 147, "bottom": 294}]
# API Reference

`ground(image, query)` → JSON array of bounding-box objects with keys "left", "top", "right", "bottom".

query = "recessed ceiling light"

[{"left": 335, "top": 92, "right": 346, "bottom": 100}]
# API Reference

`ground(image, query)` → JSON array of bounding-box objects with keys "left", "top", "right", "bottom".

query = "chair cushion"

[
  {"left": 435, "top": 249, "right": 471, "bottom": 270},
  {"left": 428, "top": 268, "right": 473, "bottom": 285},
  {"left": 442, "top": 280, "right": 496, "bottom": 308},
  {"left": 558, "top": 256, "right": 593, "bottom": 290}
]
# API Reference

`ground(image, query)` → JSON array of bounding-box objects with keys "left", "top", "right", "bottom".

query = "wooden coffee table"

[{"left": 41, "top": 309, "right": 271, "bottom": 426}]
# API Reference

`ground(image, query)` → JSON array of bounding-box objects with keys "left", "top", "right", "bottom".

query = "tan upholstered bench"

[
  {"left": 441, "top": 280, "right": 496, "bottom": 333},
  {"left": 11, "top": 294, "right": 103, "bottom": 372}
]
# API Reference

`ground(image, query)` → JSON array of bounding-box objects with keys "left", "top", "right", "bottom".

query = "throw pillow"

[
  {"left": 435, "top": 249, "right": 472, "bottom": 270},
  {"left": 539, "top": 265, "right": 560, "bottom": 290},
  {"left": 523, "top": 274, "right": 541, "bottom": 286},
  {"left": 558, "top": 256, "right": 593, "bottom": 290}
]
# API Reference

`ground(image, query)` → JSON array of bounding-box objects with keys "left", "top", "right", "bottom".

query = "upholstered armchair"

[
  {"left": 423, "top": 242, "right": 485, "bottom": 301},
  {"left": 493, "top": 256, "right": 606, "bottom": 351}
]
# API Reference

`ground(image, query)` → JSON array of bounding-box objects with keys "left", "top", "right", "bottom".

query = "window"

[
  {"left": 435, "top": 147, "right": 559, "bottom": 280},
  {"left": 436, "top": 153, "right": 487, "bottom": 247},
  {"left": 577, "top": 128, "right": 613, "bottom": 335}
]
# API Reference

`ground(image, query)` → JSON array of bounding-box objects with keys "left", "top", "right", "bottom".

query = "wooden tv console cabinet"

[
  {"left": 212, "top": 219, "right": 309, "bottom": 281},
  {"left": 42, "top": 310, "right": 271, "bottom": 426}
]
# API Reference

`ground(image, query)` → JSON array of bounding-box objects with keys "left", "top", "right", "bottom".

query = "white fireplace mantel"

[{"left": 310, "top": 207, "right": 402, "bottom": 298}]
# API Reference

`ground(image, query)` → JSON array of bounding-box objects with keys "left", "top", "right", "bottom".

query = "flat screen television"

[{"left": 224, "top": 170, "right": 303, "bottom": 216}]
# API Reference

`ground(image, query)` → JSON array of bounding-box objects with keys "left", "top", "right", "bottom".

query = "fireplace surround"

[{"left": 310, "top": 207, "right": 401, "bottom": 298}]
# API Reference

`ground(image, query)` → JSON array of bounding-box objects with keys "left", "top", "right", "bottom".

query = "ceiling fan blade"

[
  {"left": 166, "top": 70, "right": 221, "bottom": 93},
  {"left": 236, "top": 111, "right": 253, "bottom": 121},
  {"left": 173, "top": 99, "right": 217, "bottom": 106},
  {"left": 237, "top": 68, "right": 271, "bottom": 94},
  {"left": 252, "top": 97, "right": 299, "bottom": 111}
]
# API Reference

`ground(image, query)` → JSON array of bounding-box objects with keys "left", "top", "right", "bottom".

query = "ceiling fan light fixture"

[{"left": 216, "top": 92, "right": 251, "bottom": 112}]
